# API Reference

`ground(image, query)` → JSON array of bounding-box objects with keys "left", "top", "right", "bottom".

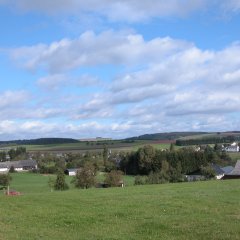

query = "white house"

[
  {"left": 211, "top": 164, "right": 225, "bottom": 179},
  {"left": 0, "top": 166, "right": 8, "bottom": 173},
  {"left": 224, "top": 142, "right": 239, "bottom": 152},
  {"left": 65, "top": 168, "right": 79, "bottom": 176}
]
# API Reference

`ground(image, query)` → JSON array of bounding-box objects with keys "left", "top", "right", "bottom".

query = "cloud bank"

[
  {"left": 2, "top": 31, "right": 240, "bottom": 138},
  {"left": 1, "top": 0, "right": 240, "bottom": 22}
]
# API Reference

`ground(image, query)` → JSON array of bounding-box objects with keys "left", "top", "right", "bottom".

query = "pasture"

[
  {"left": 0, "top": 173, "right": 239, "bottom": 240},
  {"left": 1, "top": 140, "right": 173, "bottom": 153}
]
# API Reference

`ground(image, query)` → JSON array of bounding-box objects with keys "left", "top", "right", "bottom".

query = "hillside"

[
  {"left": 0, "top": 173, "right": 239, "bottom": 240},
  {"left": 126, "top": 131, "right": 240, "bottom": 146},
  {"left": 176, "top": 131, "right": 240, "bottom": 146},
  {"left": 126, "top": 132, "right": 210, "bottom": 141},
  {"left": 0, "top": 138, "right": 80, "bottom": 146}
]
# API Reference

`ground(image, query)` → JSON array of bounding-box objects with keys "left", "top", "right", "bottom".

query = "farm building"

[
  {"left": 0, "top": 160, "right": 37, "bottom": 173},
  {"left": 224, "top": 142, "right": 239, "bottom": 152},
  {"left": 64, "top": 168, "right": 79, "bottom": 176},
  {"left": 221, "top": 166, "right": 234, "bottom": 174},
  {"left": 211, "top": 164, "right": 225, "bottom": 180},
  {"left": 222, "top": 160, "right": 240, "bottom": 179},
  {"left": 185, "top": 170, "right": 205, "bottom": 181},
  {"left": 186, "top": 164, "right": 231, "bottom": 181}
]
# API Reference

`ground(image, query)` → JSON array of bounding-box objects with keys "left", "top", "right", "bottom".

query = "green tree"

[
  {"left": 8, "top": 147, "right": 27, "bottom": 160},
  {"left": 147, "top": 160, "right": 170, "bottom": 184},
  {"left": 0, "top": 174, "right": 11, "bottom": 186},
  {"left": 48, "top": 176, "right": 55, "bottom": 192},
  {"left": 0, "top": 174, "right": 12, "bottom": 194},
  {"left": 169, "top": 143, "right": 175, "bottom": 151},
  {"left": 54, "top": 170, "right": 69, "bottom": 191},
  {"left": 0, "top": 152, "right": 6, "bottom": 162},
  {"left": 134, "top": 175, "right": 146, "bottom": 185},
  {"left": 73, "top": 163, "right": 96, "bottom": 189},
  {"left": 9, "top": 165, "right": 16, "bottom": 173},
  {"left": 137, "top": 145, "right": 156, "bottom": 174},
  {"left": 55, "top": 159, "right": 66, "bottom": 171},
  {"left": 147, "top": 171, "right": 165, "bottom": 184},
  {"left": 104, "top": 170, "right": 123, "bottom": 187},
  {"left": 200, "top": 165, "right": 216, "bottom": 179},
  {"left": 103, "top": 145, "right": 108, "bottom": 167},
  {"left": 170, "top": 161, "right": 184, "bottom": 182}
]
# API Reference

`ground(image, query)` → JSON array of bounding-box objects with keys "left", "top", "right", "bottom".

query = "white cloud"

[
  {"left": 0, "top": 90, "right": 29, "bottom": 109},
  {"left": 37, "top": 73, "right": 101, "bottom": 91},
  {"left": 75, "top": 74, "right": 100, "bottom": 87},
  {"left": 4, "top": 31, "right": 240, "bottom": 139},
  {"left": 21, "top": 33, "right": 240, "bottom": 121},
  {"left": 0, "top": 0, "right": 207, "bottom": 20},
  {"left": 1, "top": 0, "right": 240, "bottom": 22},
  {"left": 37, "top": 74, "right": 67, "bottom": 90},
  {"left": 10, "top": 31, "right": 191, "bottom": 73},
  {"left": 221, "top": 0, "right": 240, "bottom": 12}
]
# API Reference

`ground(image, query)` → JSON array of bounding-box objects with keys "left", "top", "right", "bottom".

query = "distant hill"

[
  {"left": 176, "top": 131, "right": 240, "bottom": 146},
  {"left": 0, "top": 138, "right": 80, "bottom": 145},
  {"left": 126, "top": 132, "right": 210, "bottom": 141},
  {"left": 126, "top": 131, "right": 240, "bottom": 142}
]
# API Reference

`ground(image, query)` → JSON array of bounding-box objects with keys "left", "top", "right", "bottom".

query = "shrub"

[
  {"left": 73, "top": 163, "right": 96, "bottom": 189},
  {"left": 134, "top": 175, "right": 146, "bottom": 185},
  {"left": 54, "top": 170, "right": 69, "bottom": 191},
  {"left": 147, "top": 171, "right": 169, "bottom": 184},
  {"left": 200, "top": 165, "right": 216, "bottom": 179},
  {"left": 104, "top": 170, "right": 123, "bottom": 187},
  {"left": 0, "top": 174, "right": 12, "bottom": 187},
  {"left": 9, "top": 166, "right": 16, "bottom": 173}
]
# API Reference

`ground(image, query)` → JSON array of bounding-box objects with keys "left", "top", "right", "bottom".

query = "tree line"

[
  {"left": 0, "top": 138, "right": 79, "bottom": 145},
  {"left": 119, "top": 145, "right": 231, "bottom": 184},
  {"left": 176, "top": 135, "right": 240, "bottom": 146},
  {"left": 51, "top": 165, "right": 123, "bottom": 191},
  {"left": 0, "top": 147, "right": 27, "bottom": 161}
]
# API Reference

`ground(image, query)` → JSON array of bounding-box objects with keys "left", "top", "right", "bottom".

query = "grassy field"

[
  {"left": 178, "top": 132, "right": 240, "bottom": 140},
  {"left": 228, "top": 152, "right": 240, "bottom": 161},
  {"left": 0, "top": 173, "right": 239, "bottom": 240},
  {"left": 0, "top": 140, "right": 174, "bottom": 153}
]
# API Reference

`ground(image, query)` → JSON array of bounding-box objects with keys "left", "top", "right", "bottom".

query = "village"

[{"left": 1, "top": 141, "right": 240, "bottom": 194}]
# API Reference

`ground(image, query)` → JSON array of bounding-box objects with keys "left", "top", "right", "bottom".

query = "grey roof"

[
  {"left": 211, "top": 164, "right": 225, "bottom": 175},
  {"left": 0, "top": 160, "right": 37, "bottom": 169},
  {"left": 229, "top": 160, "right": 240, "bottom": 175},
  {"left": 221, "top": 166, "right": 234, "bottom": 174},
  {"left": 66, "top": 168, "right": 78, "bottom": 172}
]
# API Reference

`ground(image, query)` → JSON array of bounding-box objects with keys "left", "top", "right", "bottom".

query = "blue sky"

[{"left": 1, "top": 0, "right": 240, "bottom": 140}]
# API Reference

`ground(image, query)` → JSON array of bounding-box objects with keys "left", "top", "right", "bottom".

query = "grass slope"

[
  {"left": 178, "top": 131, "right": 240, "bottom": 140},
  {"left": 0, "top": 173, "right": 239, "bottom": 240},
  {"left": 1, "top": 140, "right": 171, "bottom": 153}
]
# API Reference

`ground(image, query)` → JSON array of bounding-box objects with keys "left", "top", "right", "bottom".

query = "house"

[
  {"left": 224, "top": 142, "right": 239, "bottom": 152},
  {"left": 186, "top": 164, "right": 227, "bottom": 181},
  {"left": 0, "top": 160, "right": 37, "bottom": 173},
  {"left": 185, "top": 170, "right": 206, "bottom": 181},
  {"left": 64, "top": 168, "right": 79, "bottom": 176},
  {"left": 211, "top": 164, "right": 225, "bottom": 180},
  {"left": 0, "top": 164, "right": 8, "bottom": 173},
  {"left": 222, "top": 160, "right": 240, "bottom": 179},
  {"left": 221, "top": 166, "right": 234, "bottom": 174}
]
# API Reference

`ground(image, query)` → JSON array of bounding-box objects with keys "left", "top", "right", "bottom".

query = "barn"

[
  {"left": 222, "top": 160, "right": 240, "bottom": 179},
  {"left": 0, "top": 160, "right": 37, "bottom": 173}
]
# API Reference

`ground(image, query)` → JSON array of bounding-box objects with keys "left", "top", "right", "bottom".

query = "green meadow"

[
  {"left": 5, "top": 140, "right": 172, "bottom": 153},
  {"left": 0, "top": 173, "right": 240, "bottom": 240}
]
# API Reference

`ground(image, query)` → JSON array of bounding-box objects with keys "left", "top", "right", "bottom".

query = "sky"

[{"left": 1, "top": 0, "right": 240, "bottom": 140}]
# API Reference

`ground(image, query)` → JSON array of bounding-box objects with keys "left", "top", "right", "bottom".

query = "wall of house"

[
  {"left": 0, "top": 168, "right": 8, "bottom": 172},
  {"left": 69, "top": 171, "right": 76, "bottom": 176}
]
